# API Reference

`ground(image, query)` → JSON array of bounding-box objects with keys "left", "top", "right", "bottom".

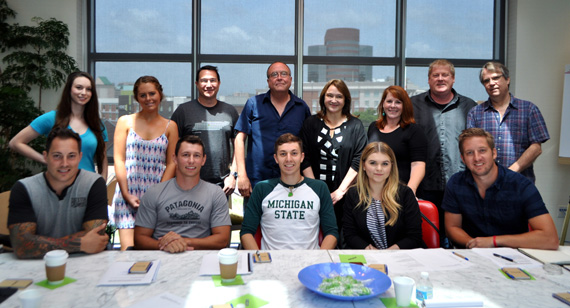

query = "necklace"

[{"left": 284, "top": 177, "right": 304, "bottom": 197}]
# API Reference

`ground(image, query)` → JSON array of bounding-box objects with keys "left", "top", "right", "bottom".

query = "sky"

[{"left": 94, "top": 0, "right": 494, "bottom": 102}]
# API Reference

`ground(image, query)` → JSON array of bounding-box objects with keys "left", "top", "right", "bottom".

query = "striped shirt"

[{"left": 366, "top": 199, "right": 388, "bottom": 249}]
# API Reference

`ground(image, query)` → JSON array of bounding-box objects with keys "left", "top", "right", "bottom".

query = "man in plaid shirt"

[{"left": 467, "top": 62, "right": 549, "bottom": 183}]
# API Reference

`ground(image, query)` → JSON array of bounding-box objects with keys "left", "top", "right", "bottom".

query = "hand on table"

[
  {"left": 466, "top": 237, "right": 493, "bottom": 248},
  {"left": 159, "top": 231, "right": 193, "bottom": 253}
]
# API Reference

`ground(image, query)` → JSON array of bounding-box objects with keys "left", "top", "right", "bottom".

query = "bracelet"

[{"left": 493, "top": 235, "right": 497, "bottom": 247}]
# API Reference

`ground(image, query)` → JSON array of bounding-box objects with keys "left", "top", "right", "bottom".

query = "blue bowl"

[{"left": 298, "top": 262, "right": 391, "bottom": 301}]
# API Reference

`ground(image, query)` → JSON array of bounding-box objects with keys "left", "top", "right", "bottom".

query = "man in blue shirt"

[
  {"left": 467, "top": 62, "right": 550, "bottom": 183},
  {"left": 235, "top": 62, "right": 311, "bottom": 198},
  {"left": 442, "top": 128, "right": 558, "bottom": 250}
]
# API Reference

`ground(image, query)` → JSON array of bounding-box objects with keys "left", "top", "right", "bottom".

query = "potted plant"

[{"left": 0, "top": 0, "right": 78, "bottom": 191}]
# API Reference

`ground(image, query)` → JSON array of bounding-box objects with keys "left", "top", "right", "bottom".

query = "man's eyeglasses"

[
  {"left": 482, "top": 74, "right": 503, "bottom": 85},
  {"left": 268, "top": 71, "right": 290, "bottom": 79}
]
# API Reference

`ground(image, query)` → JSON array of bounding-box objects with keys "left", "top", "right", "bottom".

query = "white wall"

[
  {"left": 508, "top": 0, "right": 570, "bottom": 238},
  {"left": 5, "top": 0, "right": 83, "bottom": 112},
  {"left": 6, "top": 0, "right": 570, "bottom": 237}
]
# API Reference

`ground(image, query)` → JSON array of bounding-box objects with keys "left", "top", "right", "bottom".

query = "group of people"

[{"left": 6, "top": 59, "right": 559, "bottom": 259}]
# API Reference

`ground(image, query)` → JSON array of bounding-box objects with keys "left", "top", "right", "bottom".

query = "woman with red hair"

[{"left": 368, "top": 86, "right": 427, "bottom": 195}]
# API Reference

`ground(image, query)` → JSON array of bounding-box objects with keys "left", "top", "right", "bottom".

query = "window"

[
  {"left": 94, "top": 0, "right": 192, "bottom": 54},
  {"left": 405, "top": 0, "right": 494, "bottom": 59},
  {"left": 304, "top": 0, "right": 396, "bottom": 58},
  {"left": 88, "top": 0, "right": 505, "bottom": 159},
  {"left": 201, "top": 1, "right": 294, "bottom": 55},
  {"left": 404, "top": 0, "right": 499, "bottom": 102}
]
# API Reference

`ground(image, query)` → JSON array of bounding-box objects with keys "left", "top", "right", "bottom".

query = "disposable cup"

[
  {"left": 44, "top": 250, "right": 68, "bottom": 285},
  {"left": 19, "top": 289, "right": 43, "bottom": 308},
  {"left": 218, "top": 248, "right": 238, "bottom": 282},
  {"left": 393, "top": 276, "right": 415, "bottom": 307}
]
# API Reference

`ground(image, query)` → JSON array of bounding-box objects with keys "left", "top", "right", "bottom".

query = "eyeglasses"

[
  {"left": 482, "top": 74, "right": 503, "bottom": 85},
  {"left": 268, "top": 71, "right": 290, "bottom": 79},
  {"left": 199, "top": 78, "right": 218, "bottom": 84}
]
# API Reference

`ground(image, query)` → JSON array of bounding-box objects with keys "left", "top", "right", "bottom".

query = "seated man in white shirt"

[
  {"left": 134, "top": 135, "right": 231, "bottom": 253},
  {"left": 240, "top": 133, "right": 339, "bottom": 250}
]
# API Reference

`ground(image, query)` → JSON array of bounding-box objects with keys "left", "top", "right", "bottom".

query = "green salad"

[{"left": 318, "top": 276, "right": 372, "bottom": 296}]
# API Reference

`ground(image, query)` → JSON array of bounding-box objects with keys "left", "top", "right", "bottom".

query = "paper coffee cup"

[
  {"left": 19, "top": 289, "right": 43, "bottom": 308},
  {"left": 218, "top": 248, "right": 238, "bottom": 282},
  {"left": 393, "top": 276, "right": 415, "bottom": 307},
  {"left": 44, "top": 250, "right": 68, "bottom": 285}
]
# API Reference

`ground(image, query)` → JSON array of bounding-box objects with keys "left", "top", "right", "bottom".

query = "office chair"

[{"left": 418, "top": 200, "right": 440, "bottom": 248}]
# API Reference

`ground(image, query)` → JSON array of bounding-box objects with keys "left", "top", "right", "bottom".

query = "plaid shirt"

[{"left": 466, "top": 94, "right": 550, "bottom": 182}]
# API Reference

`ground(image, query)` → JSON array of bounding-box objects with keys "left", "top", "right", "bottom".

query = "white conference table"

[{"left": 0, "top": 249, "right": 569, "bottom": 308}]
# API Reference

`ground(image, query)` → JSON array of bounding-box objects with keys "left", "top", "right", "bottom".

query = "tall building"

[{"left": 308, "top": 28, "right": 372, "bottom": 82}]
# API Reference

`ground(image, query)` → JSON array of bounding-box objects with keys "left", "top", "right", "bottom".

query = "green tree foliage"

[
  {"left": 0, "top": 0, "right": 78, "bottom": 191},
  {"left": 1, "top": 15, "right": 78, "bottom": 108},
  {"left": 354, "top": 108, "right": 378, "bottom": 129},
  {"left": 0, "top": 86, "right": 43, "bottom": 191}
]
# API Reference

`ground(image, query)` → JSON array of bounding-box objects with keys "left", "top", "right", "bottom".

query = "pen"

[
  {"left": 452, "top": 251, "right": 469, "bottom": 261},
  {"left": 493, "top": 253, "right": 514, "bottom": 262}
]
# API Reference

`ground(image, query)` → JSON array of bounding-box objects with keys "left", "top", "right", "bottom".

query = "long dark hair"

[{"left": 54, "top": 71, "right": 105, "bottom": 174}]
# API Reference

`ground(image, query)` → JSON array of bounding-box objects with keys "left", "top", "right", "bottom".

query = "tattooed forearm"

[
  {"left": 83, "top": 219, "right": 108, "bottom": 235},
  {"left": 9, "top": 223, "right": 85, "bottom": 259}
]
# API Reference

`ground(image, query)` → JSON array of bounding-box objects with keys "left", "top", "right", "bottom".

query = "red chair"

[
  {"left": 418, "top": 200, "right": 440, "bottom": 248},
  {"left": 253, "top": 225, "right": 323, "bottom": 248}
]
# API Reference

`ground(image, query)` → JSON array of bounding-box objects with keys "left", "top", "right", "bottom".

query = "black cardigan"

[
  {"left": 299, "top": 115, "right": 367, "bottom": 192},
  {"left": 343, "top": 184, "right": 423, "bottom": 249}
]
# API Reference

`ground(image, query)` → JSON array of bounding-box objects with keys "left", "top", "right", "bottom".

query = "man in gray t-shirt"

[{"left": 134, "top": 136, "right": 231, "bottom": 253}]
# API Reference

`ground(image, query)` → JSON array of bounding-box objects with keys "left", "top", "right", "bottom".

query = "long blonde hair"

[{"left": 355, "top": 142, "right": 401, "bottom": 226}]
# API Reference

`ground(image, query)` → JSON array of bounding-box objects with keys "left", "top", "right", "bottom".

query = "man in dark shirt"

[
  {"left": 442, "top": 128, "right": 557, "bottom": 250},
  {"left": 410, "top": 59, "right": 476, "bottom": 246},
  {"left": 171, "top": 65, "right": 239, "bottom": 195}
]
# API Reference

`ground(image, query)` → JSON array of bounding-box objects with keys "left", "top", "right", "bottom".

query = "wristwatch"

[{"left": 232, "top": 171, "right": 238, "bottom": 179}]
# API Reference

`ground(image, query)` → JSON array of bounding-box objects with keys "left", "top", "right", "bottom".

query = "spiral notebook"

[{"left": 518, "top": 247, "right": 570, "bottom": 265}]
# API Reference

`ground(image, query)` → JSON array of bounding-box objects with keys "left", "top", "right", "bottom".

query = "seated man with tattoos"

[{"left": 8, "top": 127, "right": 109, "bottom": 259}]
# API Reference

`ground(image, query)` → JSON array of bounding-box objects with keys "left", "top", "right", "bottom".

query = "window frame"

[{"left": 87, "top": 0, "right": 506, "bottom": 99}]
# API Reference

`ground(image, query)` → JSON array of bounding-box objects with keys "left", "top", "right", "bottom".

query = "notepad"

[
  {"left": 98, "top": 260, "right": 161, "bottom": 286},
  {"left": 519, "top": 247, "right": 570, "bottom": 265}
]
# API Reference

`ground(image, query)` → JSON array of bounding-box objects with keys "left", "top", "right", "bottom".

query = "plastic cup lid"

[{"left": 44, "top": 250, "right": 68, "bottom": 265}]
